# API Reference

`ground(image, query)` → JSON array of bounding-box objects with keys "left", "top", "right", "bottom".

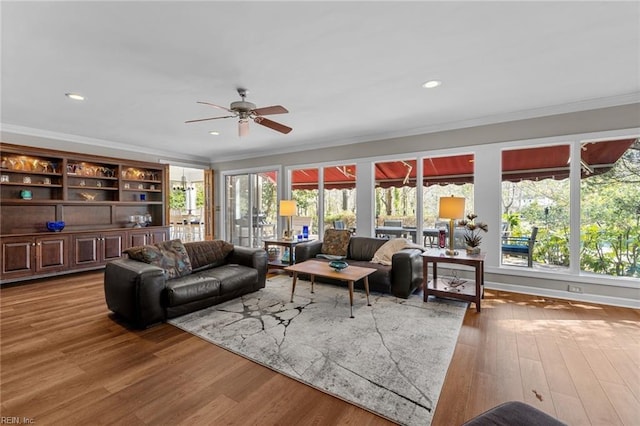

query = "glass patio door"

[{"left": 225, "top": 171, "right": 277, "bottom": 247}]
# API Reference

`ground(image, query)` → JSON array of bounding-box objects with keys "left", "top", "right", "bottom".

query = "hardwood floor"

[{"left": 1, "top": 271, "right": 638, "bottom": 425}]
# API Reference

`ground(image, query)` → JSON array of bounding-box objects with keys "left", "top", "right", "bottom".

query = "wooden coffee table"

[{"left": 284, "top": 260, "right": 376, "bottom": 318}]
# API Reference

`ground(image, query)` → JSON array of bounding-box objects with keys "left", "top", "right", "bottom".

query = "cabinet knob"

[{"left": 36, "top": 242, "right": 41, "bottom": 246}]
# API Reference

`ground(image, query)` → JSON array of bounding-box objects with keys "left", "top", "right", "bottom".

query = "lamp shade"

[
  {"left": 279, "top": 200, "right": 297, "bottom": 216},
  {"left": 438, "top": 196, "right": 465, "bottom": 219}
]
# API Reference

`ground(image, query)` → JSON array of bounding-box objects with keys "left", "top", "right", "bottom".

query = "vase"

[{"left": 466, "top": 246, "right": 481, "bottom": 255}]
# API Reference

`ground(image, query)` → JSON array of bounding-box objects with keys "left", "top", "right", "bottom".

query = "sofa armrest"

[
  {"left": 390, "top": 248, "right": 424, "bottom": 299},
  {"left": 228, "top": 246, "right": 268, "bottom": 290},
  {"left": 295, "top": 240, "right": 323, "bottom": 263},
  {"left": 104, "top": 258, "right": 167, "bottom": 328}
]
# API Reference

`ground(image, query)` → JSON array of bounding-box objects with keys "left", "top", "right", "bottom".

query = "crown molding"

[{"left": 0, "top": 124, "right": 210, "bottom": 165}]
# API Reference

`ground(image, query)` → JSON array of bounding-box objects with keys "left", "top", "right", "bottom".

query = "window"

[
  {"left": 422, "top": 154, "right": 474, "bottom": 248},
  {"left": 323, "top": 164, "right": 356, "bottom": 231},
  {"left": 374, "top": 159, "right": 417, "bottom": 241},
  {"left": 225, "top": 171, "right": 277, "bottom": 247},
  {"left": 501, "top": 145, "right": 571, "bottom": 269},
  {"left": 580, "top": 139, "right": 639, "bottom": 278},
  {"left": 291, "top": 167, "right": 319, "bottom": 238}
]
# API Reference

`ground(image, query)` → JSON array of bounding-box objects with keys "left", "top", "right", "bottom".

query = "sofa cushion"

[
  {"left": 348, "top": 237, "right": 387, "bottom": 261},
  {"left": 202, "top": 264, "right": 259, "bottom": 294},
  {"left": 336, "top": 259, "right": 393, "bottom": 293},
  {"left": 166, "top": 273, "right": 221, "bottom": 306},
  {"left": 185, "top": 240, "right": 235, "bottom": 272},
  {"left": 502, "top": 244, "right": 529, "bottom": 253},
  {"left": 370, "top": 238, "right": 421, "bottom": 265},
  {"left": 125, "top": 239, "right": 192, "bottom": 279},
  {"left": 321, "top": 229, "right": 352, "bottom": 256}
]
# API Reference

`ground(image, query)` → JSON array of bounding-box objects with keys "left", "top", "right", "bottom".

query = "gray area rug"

[{"left": 169, "top": 276, "right": 467, "bottom": 425}]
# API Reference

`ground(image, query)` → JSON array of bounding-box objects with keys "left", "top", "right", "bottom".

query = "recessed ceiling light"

[
  {"left": 422, "top": 80, "right": 441, "bottom": 89},
  {"left": 65, "top": 93, "right": 85, "bottom": 101},
  {"left": 209, "top": 131, "right": 220, "bottom": 136}
]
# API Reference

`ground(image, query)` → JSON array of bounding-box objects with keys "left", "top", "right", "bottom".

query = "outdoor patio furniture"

[
  {"left": 502, "top": 226, "right": 539, "bottom": 267},
  {"left": 383, "top": 219, "right": 403, "bottom": 227}
]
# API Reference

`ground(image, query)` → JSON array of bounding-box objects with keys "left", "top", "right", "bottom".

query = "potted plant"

[{"left": 458, "top": 213, "right": 488, "bottom": 254}]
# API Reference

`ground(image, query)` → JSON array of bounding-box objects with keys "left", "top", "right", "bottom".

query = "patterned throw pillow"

[
  {"left": 321, "top": 229, "right": 352, "bottom": 257},
  {"left": 125, "top": 239, "right": 192, "bottom": 279}
]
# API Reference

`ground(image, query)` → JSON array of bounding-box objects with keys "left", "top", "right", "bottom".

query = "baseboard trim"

[{"left": 485, "top": 281, "right": 640, "bottom": 309}]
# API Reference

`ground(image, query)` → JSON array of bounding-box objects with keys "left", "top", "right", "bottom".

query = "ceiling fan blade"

[
  {"left": 254, "top": 116, "right": 293, "bottom": 134},
  {"left": 185, "top": 115, "right": 235, "bottom": 124},
  {"left": 239, "top": 120, "right": 250, "bottom": 137},
  {"left": 196, "top": 101, "right": 234, "bottom": 113},
  {"left": 251, "top": 105, "right": 288, "bottom": 116}
]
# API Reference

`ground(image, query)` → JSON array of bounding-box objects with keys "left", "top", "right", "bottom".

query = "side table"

[
  {"left": 422, "top": 249, "right": 486, "bottom": 312},
  {"left": 263, "top": 238, "right": 312, "bottom": 270}
]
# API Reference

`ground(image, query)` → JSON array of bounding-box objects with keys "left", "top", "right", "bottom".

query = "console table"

[{"left": 422, "top": 249, "right": 486, "bottom": 312}]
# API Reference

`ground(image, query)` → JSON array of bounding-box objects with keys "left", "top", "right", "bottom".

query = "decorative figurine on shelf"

[{"left": 458, "top": 213, "right": 488, "bottom": 255}]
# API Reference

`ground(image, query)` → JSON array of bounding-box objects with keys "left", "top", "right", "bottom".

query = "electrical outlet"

[{"left": 568, "top": 285, "right": 582, "bottom": 293}]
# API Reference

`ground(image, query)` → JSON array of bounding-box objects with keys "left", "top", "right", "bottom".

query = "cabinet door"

[
  {"left": 102, "top": 231, "right": 125, "bottom": 261},
  {"left": 149, "top": 228, "right": 169, "bottom": 244},
  {"left": 72, "top": 234, "right": 100, "bottom": 267},
  {"left": 36, "top": 236, "right": 68, "bottom": 272},
  {"left": 128, "top": 229, "right": 150, "bottom": 248},
  {"left": 1, "top": 237, "right": 34, "bottom": 279}
]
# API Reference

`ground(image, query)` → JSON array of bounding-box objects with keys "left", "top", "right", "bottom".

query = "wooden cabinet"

[
  {"left": 71, "top": 231, "right": 126, "bottom": 269},
  {"left": 1, "top": 235, "right": 68, "bottom": 280},
  {"left": 0, "top": 143, "right": 171, "bottom": 284},
  {"left": 127, "top": 227, "right": 170, "bottom": 247}
]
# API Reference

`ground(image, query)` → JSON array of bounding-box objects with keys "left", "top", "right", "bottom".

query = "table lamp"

[
  {"left": 438, "top": 196, "right": 465, "bottom": 256},
  {"left": 280, "top": 200, "right": 297, "bottom": 240}
]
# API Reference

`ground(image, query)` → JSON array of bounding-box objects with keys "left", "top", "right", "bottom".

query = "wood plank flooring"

[{"left": 1, "top": 271, "right": 639, "bottom": 425}]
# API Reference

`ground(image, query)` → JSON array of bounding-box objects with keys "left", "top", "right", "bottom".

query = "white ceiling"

[{"left": 2, "top": 1, "right": 639, "bottom": 163}]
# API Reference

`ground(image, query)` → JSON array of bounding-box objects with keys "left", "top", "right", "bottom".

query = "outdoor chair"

[
  {"left": 383, "top": 219, "right": 403, "bottom": 227},
  {"left": 501, "top": 221, "right": 510, "bottom": 241},
  {"left": 502, "top": 226, "right": 538, "bottom": 267}
]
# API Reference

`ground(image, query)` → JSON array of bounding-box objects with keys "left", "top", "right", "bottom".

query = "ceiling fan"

[{"left": 185, "top": 88, "right": 292, "bottom": 137}]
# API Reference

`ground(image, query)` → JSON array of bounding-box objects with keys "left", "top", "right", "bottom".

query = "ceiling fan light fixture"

[
  {"left": 239, "top": 119, "right": 249, "bottom": 137},
  {"left": 422, "top": 80, "right": 442, "bottom": 89},
  {"left": 65, "top": 92, "right": 85, "bottom": 101},
  {"left": 186, "top": 88, "right": 292, "bottom": 136}
]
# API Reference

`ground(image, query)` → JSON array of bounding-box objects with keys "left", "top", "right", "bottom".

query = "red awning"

[
  {"left": 288, "top": 138, "right": 635, "bottom": 189},
  {"left": 292, "top": 165, "right": 356, "bottom": 190}
]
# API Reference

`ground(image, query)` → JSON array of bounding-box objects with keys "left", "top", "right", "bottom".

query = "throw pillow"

[
  {"left": 125, "top": 239, "right": 192, "bottom": 279},
  {"left": 321, "top": 229, "right": 352, "bottom": 257},
  {"left": 370, "top": 238, "right": 419, "bottom": 266}
]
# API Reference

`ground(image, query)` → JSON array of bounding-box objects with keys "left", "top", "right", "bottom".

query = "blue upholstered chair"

[{"left": 502, "top": 226, "right": 538, "bottom": 267}]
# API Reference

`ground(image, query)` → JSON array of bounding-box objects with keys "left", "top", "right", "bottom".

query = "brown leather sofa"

[
  {"left": 104, "top": 240, "right": 267, "bottom": 328},
  {"left": 294, "top": 236, "right": 423, "bottom": 298}
]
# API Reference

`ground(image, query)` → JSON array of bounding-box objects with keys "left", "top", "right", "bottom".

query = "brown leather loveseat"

[
  {"left": 104, "top": 239, "right": 267, "bottom": 328},
  {"left": 294, "top": 232, "right": 423, "bottom": 299}
]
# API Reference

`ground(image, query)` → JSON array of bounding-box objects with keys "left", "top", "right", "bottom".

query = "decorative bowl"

[
  {"left": 329, "top": 260, "right": 349, "bottom": 272},
  {"left": 46, "top": 221, "right": 65, "bottom": 232}
]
